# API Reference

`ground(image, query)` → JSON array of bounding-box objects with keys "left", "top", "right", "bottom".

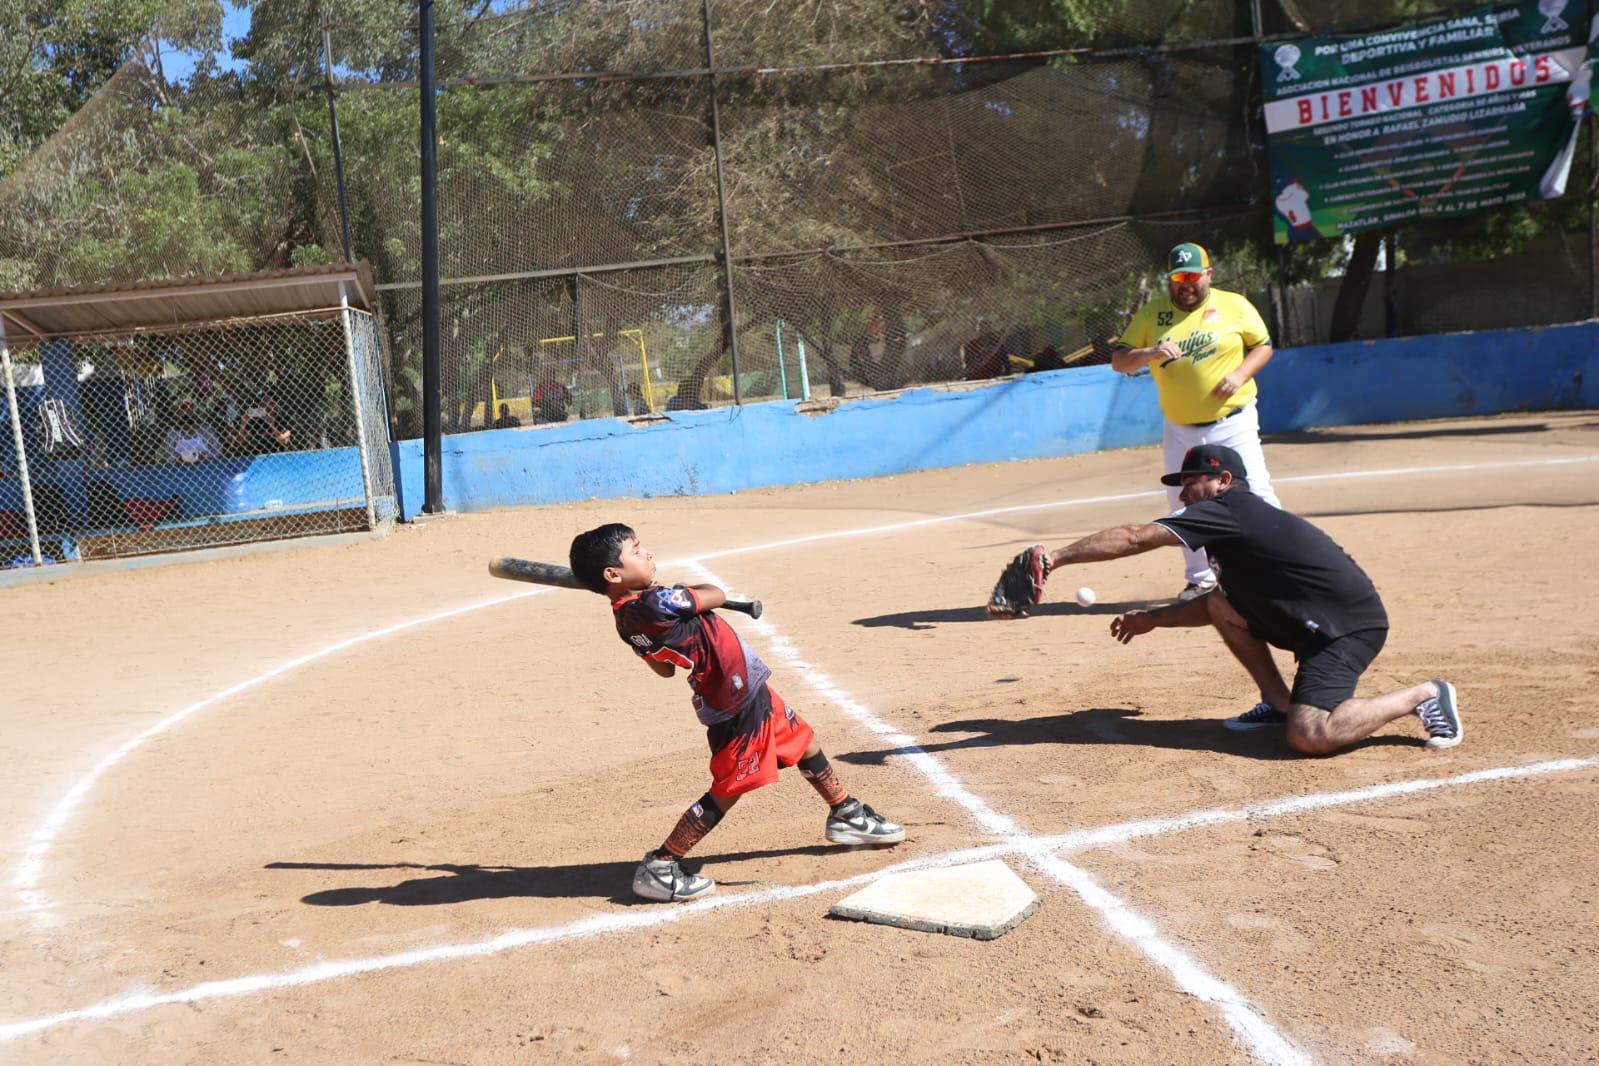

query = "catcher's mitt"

[{"left": 987, "top": 545, "right": 1051, "bottom": 618}]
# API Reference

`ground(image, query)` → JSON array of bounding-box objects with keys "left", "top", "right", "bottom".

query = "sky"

[{"left": 155, "top": 2, "right": 254, "bottom": 83}]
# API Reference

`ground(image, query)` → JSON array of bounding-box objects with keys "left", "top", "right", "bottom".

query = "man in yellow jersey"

[{"left": 1111, "top": 242, "right": 1281, "bottom": 600}]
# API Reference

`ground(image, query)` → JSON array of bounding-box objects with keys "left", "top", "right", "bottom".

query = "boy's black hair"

[{"left": 569, "top": 523, "right": 636, "bottom": 593}]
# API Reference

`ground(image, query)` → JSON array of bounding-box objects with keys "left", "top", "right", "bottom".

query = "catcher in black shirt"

[{"left": 986, "top": 445, "right": 1462, "bottom": 755}]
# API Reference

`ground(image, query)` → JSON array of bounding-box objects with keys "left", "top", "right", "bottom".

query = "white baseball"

[{"left": 1076, "top": 586, "right": 1096, "bottom": 607}]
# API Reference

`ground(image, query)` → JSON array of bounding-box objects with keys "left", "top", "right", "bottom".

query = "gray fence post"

[{"left": 339, "top": 283, "right": 380, "bottom": 530}]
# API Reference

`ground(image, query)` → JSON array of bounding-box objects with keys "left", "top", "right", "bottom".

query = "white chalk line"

[
  {"left": 693, "top": 454, "right": 1599, "bottom": 564},
  {"left": 2, "top": 753, "right": 1587, "bottom": 1046},
  {"left": 1032, "top": 757, "right": 1598, "bottom": 854},
  {"left": 692, "top": 561, "right": 1309, "bottom": 1065},
  {"left": 13, "top": 452, "right": 1596, "bottom": 918},
  {"left": 2, "top": 450, "right": 1593, "bottom": 1040},
  {"left": 9, "top": 586, "right": 552, "bottom": 918}
]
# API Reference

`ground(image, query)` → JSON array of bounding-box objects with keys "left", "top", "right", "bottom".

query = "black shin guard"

[
  {"left": 658, "top": 793, "right": 726, "bottom": 859},
  {"left": 797, "top": 751, "right": 849, "bottom": 807}
]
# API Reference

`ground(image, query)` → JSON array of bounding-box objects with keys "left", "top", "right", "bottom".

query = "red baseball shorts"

[{"left": 708, "top": 687, "right": 814, "bottom": 799}]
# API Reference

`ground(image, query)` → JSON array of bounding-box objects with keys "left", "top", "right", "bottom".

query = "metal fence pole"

[
  {"left": 321, "top": 15, "right": 355, "bottom": 262},
  {"left": 775, "top": 321, "right": 790, "bottom": 399},
  {"left": 419, "top": 0, "right": 444, "bottom": 512},
  {"left": 339, "top": 284, "right": 380, "bottom": 529},
  {"left": 1590, "top": 109, "right": 1597, "bottom": 320},
  {"left": 702, "top": 0, "right": 742, "bottom": 403},
  {"left": 0, "top": 325, "right": 43, "bottom": 566}
]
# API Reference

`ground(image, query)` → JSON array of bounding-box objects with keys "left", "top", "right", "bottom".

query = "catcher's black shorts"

[{"left": 1289, "top": 627, "right": 1388, "bottom": 711}]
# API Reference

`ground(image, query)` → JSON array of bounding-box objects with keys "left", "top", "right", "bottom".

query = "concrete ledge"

[{"left": 0, "top": 526, "right": 389, "bottom": 588}]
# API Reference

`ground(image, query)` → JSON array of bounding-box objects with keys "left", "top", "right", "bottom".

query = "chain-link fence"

[
  {"left": 0, "top": 302, "right": 394, "bottom": 566},
  {"left": 0, "top": 0, "right": 1594, "bottom": 445}
]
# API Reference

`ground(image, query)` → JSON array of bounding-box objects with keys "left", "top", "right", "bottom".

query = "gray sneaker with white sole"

[
  {"left": 1415, "top": 680, "right": 1462, "bottom": 749},
  {"left": 825, "top": 799, "right": 905, "bottom": 845},
  {"left": 632, "top": 852, "right": 715, "bottom": 902}
]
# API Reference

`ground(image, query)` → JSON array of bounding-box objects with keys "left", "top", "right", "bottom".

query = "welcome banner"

[{"left": 1261, "top": 1, "right": 1594, "bottom": 243}]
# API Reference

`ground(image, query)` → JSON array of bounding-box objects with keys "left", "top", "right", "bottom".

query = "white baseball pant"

[{"left": 1161, "top": 401, "right": 1280, "bottom": 586}]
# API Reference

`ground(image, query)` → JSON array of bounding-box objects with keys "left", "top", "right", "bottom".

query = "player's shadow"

[
  {"left": 852, "top": 600, "right": 1166, "bottom": 629},
  {"left": 270, "top": 843, "right": 858, "bottom": 907},
  {"left": 1301, "top": 500, "right": 1599, "bottom": 522},
  {"left": 836, "top": 707, "right": 1424, "bottom": 763},
  {"left": 1266, "top": 422, "right": 1560, "bottom": 445}
]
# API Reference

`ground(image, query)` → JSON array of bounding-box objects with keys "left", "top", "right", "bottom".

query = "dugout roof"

[{"left": 0, "top": 262, "right": 377, "bottom": 342}]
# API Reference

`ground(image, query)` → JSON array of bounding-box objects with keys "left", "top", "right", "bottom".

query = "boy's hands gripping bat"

[{"left": 489, "top": 557, "right": 764, "bottom": 618}]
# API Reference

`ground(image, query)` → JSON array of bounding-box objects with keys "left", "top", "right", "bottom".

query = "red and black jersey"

[{"left": 612, "top": 585, "right": 773, "bottom": 725}]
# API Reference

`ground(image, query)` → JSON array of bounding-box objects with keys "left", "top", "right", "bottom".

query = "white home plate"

[{"left": 828, "top": 860, "right": 1041, "bottom": 940}]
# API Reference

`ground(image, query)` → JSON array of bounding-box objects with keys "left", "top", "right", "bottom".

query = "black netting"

[
  {"left": 334, "top": 79, "right": 718, "bottom": 283},
  {"left": 717, "top": 51, "right": 1256, "bottom": 255},
  {"left": 729, "top": 227, "right": 1140, "bottom": 396},
  {"left": 376, "top": 261, "right": 725, "bottom": 433},
  {"left": 728, "top": 210, "right": 1281, "bottom": 399},
  {"left": 0, "top": 0, "right": 1594, "bottom": 448},
  {"left": 0, "top": 56, "right": 322, "bottom": 293},
  {"left": 433, "top": 0, "right": 707, "bottom": 80}
]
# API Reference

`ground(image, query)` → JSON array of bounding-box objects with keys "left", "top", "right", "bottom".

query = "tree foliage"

[{"left": 0, "top": 0, "right": 1590, "bottom": 425}]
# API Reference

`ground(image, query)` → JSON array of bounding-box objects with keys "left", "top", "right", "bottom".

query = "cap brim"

[{"left": 1160, "top": 472, "right": 1186, "bottom": 486}]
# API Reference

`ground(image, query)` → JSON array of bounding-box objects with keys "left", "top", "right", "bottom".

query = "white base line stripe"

[
  {"left": 8, "top": 455, "right": 1595, "bottom": 917},
  {"left": 693, "top": 455, "right": 1599, "bottom": 564},
  {"left": 9, "top": 587, "right": 551, "bottom": 916},
  {"left": 1, "top": 756, "right": 1590, "bottom": 1045},
  {"left": 691, "top": 562, "right": 1307, "bottom": 1065},
  {"left": 1035, "top": 757, "right": 1598, "bottom": 853}
]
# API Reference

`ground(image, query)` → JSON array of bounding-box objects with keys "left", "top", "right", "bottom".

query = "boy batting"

[{"left": 570, "top": 523, "right": 905, "bottom": 902}]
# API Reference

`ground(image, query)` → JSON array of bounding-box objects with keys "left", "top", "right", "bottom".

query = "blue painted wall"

[
  {"left": 1, "top": 449, "right": 370, "bottom": 524},
  {"left": 1259, "top": 321, "right": 1597, "bottom": 431},
  {"left": 390, "top": 320, "right": 1599, "bottom": 519}
]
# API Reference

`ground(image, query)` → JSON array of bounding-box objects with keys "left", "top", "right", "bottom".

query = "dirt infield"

[{"left": 3, "top": 411, "right": 1597, "bottom": 1063}]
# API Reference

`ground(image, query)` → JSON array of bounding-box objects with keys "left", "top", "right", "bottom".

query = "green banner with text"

[{"left": 1262, "top": 1, "right": 1594, "bottom": 243}]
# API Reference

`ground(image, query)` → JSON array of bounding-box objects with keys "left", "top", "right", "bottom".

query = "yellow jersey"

[{"left": 1117, "top": 288, "right": 1271, "bottom": 425}]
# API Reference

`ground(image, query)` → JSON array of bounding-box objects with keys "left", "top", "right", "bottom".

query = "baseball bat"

[{"left": 488, "top": 557, "right": 764, "bottom": 618}]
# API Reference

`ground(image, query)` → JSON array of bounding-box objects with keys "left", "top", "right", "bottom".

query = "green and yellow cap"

[{"left": 1167, "top": 242, "right": 1210, "bottom": 276}]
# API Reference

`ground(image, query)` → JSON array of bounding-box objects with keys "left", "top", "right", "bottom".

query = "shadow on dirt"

[
  {"left": 836, "top": 706, "right": 1424, "bottom": 764},
  {"left": 1266, "top": 421, "right": 1569, "bottom": 445},
  {"left": 271, "top": 842, "right": 862, "bottom": 906},
  {"left": 852, "top": 599, "right": 1168, "bottom": 629}
]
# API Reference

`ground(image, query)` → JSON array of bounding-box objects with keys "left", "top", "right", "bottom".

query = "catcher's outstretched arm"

[{"left": 1047, "top": 523, "right": 1180, "bottom": 568}]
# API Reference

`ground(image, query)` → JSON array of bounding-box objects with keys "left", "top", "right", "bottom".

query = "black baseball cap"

[{"left": 1161, "top": 444, "right": 1248, "bottom": 486}]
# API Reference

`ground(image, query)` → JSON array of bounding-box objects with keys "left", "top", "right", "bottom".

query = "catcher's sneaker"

[
  {"left": 1223, "top": 701, "right": 1287, "bottom": 731},
  {"left": 1177, "top": 578, "right": 1218, "bottom": 602},
  {"left": 825, "top": 799, "right": 905, "bottom": 845},
  {"left": 1415, "top": 680, "right": 1462, "bottom": 749},
  {"left": 632, "top": 852, "right": 715, "bottom": 902}
]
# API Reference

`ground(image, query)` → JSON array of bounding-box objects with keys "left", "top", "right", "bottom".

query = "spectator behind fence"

[
  {"left": 961, "top": 320, "right": 1008, "bottom": 380},
  {"left": 493, "top": 403, "right": 523, "bottom": 429},
  {"left": 533, "top": 373, "right": 572, "bottom": 423},
  {"left": 1029, "top": 345, "right": 1066, "bottom": 373},
  {"left": 164, "top": 402, "right": 223, "bottom": 465},
  {"left": 233, "top": 390, "right": 293, "bottom": 453}
]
